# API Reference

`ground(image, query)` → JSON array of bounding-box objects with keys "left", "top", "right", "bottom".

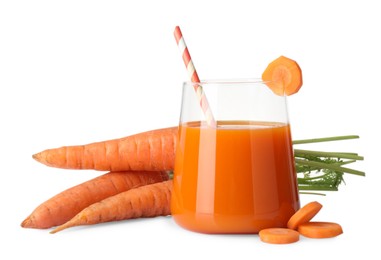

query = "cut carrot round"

[
  {"left": 298, "top": 222, "right": 343, "bottom": 238},
  {"left": 287, "top": 201, "right": 322, "bottom": 230},
  {"left": 259, "top": 228, "right": 300, "bottom": 244},
  {"left": 262, "top": 55, "right": 303, "bottom": 96}
]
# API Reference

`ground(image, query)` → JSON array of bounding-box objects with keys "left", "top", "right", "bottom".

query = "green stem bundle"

[{"left": 293, "top": 135, "right": 364, "bottom": 195}]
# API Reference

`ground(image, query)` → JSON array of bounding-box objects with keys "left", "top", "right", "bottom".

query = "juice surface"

[{"left": 171, "top": 121, "right": 300, "bottom": 234}]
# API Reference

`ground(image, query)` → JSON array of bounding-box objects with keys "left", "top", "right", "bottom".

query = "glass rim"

[{"left": 183, "top": 78, "right": 272, "bottom": 85}]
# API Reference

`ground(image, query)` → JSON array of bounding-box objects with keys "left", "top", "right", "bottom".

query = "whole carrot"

[
  {"left": 33, "top": 127, "right": 178, "bottom": 171},
  {"left": 50, "top": 180, "right": 173, "bottom": 233},
  {"left": 21, "top": 171, "right": 169, "bottom": 229}
]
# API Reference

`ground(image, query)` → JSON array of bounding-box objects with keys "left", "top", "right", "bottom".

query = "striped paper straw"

[{"left": 174, "top": 26, "right": 216, "bottom": 127}]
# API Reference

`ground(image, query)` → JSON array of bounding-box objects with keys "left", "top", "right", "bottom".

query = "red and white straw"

[{"left": 174, "top": 26, "right": 216, "bottom": 127}]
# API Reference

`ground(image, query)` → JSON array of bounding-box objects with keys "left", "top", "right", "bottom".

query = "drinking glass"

[{"left": 171, "top": 79, "right": 300, "bottom": 234}]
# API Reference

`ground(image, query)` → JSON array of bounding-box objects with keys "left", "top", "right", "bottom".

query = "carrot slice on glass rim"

[{"left": 262, "top": 55, "right": 303, "bottom": 96}]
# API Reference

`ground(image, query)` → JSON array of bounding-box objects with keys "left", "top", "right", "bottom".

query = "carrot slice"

[
  {"left": 287, "top": 201, "right": 322, "bottom": 230},
  {"left": 298, "top": 222, "right": 343, "bottom": 238},
  {"left": 259, "top": 228, "right": 300, "bottom": 244},
  {"left": 262, "top": 55, "right": 303, "bottom": 96}
]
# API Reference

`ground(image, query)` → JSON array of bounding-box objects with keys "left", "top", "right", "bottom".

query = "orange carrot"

[
  {"left": 32, "top": 127, "right": 178, "bottom": 171},
  {"left": 259, "top": 228, "right": 300, "bottom": 244},
  {"left": 262, "top": 55, "right": 303, "bottom": 96},
  {"left": 50, "top": 180, "right": 173, "bottom": 233},
  {"left": 298, "top": 222, "right": 343, "bottom": 238},
  {"left": 287, "top": 201, "right": 322, "bottom": 230},
  {"left": 21, "top": 171, "right": 169, "bottom": 229}
]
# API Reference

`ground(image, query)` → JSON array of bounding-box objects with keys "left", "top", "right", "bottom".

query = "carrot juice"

[{"left": 171, "top": 120, "right": 300, "bottom": 234}]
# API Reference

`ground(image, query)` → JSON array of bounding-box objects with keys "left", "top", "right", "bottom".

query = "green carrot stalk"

[
  {"left": 292, "top": 134, "right": 364, "bottom": 195},
  {"left": 294, "top": 149, "right": 364, "bottom": 161},
  {"left": 294, "top": 158, "right": 365, "bottom": 176},
  {"left": 292, "top": 135, "right": 360, "bottom": 145}
]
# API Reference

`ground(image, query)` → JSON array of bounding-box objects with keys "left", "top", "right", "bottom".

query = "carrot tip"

[
  {"left": 21, "top": 217, "right": 31, "bottom": 228},
  {"left": 49, "top": 228, "right": 61, "bottom": 234},
  {"left": 50, "top": 224, "right": 69, "bottom": 234},
  {"left": 32, "top": 153, "right": 40, "bottom": 161}
]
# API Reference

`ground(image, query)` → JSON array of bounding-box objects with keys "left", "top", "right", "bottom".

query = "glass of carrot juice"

[{"left": 171, "top": 79, "right": 300, "bottom": 234}]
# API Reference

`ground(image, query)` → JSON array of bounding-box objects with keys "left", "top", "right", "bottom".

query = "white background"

[{"left": 0, "top": 0, "right": 378, "bottom": 259}]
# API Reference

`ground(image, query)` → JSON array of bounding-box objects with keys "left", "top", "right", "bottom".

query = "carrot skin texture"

[
  {"left": 50, "top": 180, "right": 173, "bottom": 233},
  {"left": 32, "top": 127, "right": 178, "bottom": 171},
  {"left": 21, "top": 171, "right": 169, "bottom": 229}
]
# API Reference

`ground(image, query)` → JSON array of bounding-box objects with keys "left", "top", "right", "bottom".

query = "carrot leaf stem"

[
  {"left": 293, "top": 135, "right": 364, "bottom": 195},
  {"left": 294, "top": 149, "right": 363, "bottom": 160},
  {"left": 295, "top": 158, "right": 364, "bottom": 176},
  {"left": 292, "top": 135, "right": 360, "bottom": 145}
]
